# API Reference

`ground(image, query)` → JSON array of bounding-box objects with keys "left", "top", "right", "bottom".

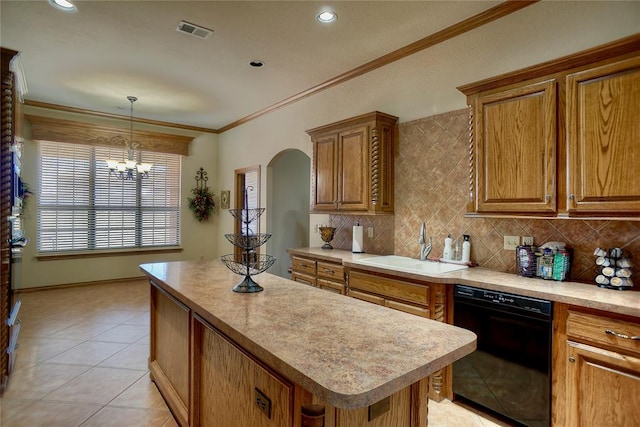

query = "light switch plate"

[{"left": 504, "top": 235, "right": 520, "bottom": 250}]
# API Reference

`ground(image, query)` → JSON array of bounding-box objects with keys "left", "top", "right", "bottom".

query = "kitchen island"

[{"left": 140, "top": 259, "right": 476, "bottom": 427}]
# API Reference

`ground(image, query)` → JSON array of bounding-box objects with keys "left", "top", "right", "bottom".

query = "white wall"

[{"left": 18, "top": 106, "right": 219, "bottom": 289}]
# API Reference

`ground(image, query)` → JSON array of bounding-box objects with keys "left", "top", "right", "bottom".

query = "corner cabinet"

[
  {"left": 307, "top": 112, "right": 397, "bottom": 214},
  {"left": 459, "top": 33, "right": 640, "bottom": 219},
  {"left": 553, "top": 304, "right": 640, "bottom": 427}
]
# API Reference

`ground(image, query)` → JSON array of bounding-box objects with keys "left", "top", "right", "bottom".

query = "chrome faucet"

[{"left": 419, "top": 222, "right": 432, "bottom": 261}]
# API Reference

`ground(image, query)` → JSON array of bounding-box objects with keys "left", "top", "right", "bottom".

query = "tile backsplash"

[{"left": 330, "top": 108, "right": 640, "bottom": 286}]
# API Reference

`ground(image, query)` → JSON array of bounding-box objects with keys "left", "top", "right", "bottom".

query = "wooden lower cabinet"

[
  {"left": 290, "top": 255, "right": 346, "bottom": 295},
  {"left": 150, "top": 282, "right": 190, "bottom": 426},
  {"left": 348, "top": 269, "right": 450, "bottom": 402},
  {"left": 193, "top": 315, "right": 294, "bottom": 427},
  {"left": 554, "top": 304, "right": 640, "bottom": 427},
  {"left": 149, "top": 278, "right": 433, "bottom": 427}
]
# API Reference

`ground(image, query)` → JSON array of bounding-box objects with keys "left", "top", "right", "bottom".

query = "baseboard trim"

[{"left": 15, "top": 276, "right": 147, "bottom": 293}]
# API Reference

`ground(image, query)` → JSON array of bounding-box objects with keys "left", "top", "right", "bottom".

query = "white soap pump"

[
  {"left": 443, "top": 234, "right": 453, "bottom": 260},
  {"left": 462, "top": 234, "right": 471, "bottom": 263}
]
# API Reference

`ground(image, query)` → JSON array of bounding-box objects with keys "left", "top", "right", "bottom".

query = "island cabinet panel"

[
  {"left": 336, "top": 387, "right": 411, "bottom": 427},
  {"left": 566, "top": 56, "right": 640, "bottom": 214},
  {"left": 150, "top": 283, "right": 190, "bottom": 426},
  {"left": 553, "top": 304, "right": 640, "bottom": 427},
  {"left": 347, "top": 269, "right": 450, "bottom": 402},
  {"left": 193, "top": 316, "right": 294, "bottom": 427}
]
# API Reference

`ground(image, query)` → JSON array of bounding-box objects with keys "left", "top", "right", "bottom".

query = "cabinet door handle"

[
  {"left": 545, "top": 194, "right": 551, "bottom": 203},
  {"left": 568, "top": 356, "right": 575, "bottom": 363},
  {"left": 605, "top": 329, "right": 640, "bottom": 340}
]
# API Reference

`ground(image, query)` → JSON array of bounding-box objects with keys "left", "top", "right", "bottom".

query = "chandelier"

[{"left": 105, "top": 96, "right": 153, "bottom": 180}]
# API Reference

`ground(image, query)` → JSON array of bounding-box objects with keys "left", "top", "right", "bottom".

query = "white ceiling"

[{"left": 2, "top": 1, "right": 639, "bottom": 132}]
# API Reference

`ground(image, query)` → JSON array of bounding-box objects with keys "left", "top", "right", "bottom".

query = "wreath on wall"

[{"left": 188, "top": 167, "right": 215, "bottom": 222}]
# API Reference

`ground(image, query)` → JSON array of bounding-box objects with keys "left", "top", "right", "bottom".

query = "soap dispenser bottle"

[
  {"left": 443, "top": 234, "right": 453, "bottom": 260},
  {"left": 461, "top": 235, "right": 471, "bottom": 263}
]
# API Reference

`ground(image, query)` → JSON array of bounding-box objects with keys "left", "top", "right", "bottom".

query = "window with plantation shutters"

[{"left": 38, "top": 140, "right": 181, "bottom": 253}]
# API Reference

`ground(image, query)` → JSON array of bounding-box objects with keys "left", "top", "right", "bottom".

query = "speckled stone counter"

[
  {"left": 288, "top": 247, "right": 640, "bottom": 318},
  {"left": 140, "top": 259, "right": 477, "bottom": 410}
]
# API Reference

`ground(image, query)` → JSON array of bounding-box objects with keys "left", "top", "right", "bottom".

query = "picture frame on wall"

[{"left": 220, "top": 190, "right": 230, "bottom": 209}]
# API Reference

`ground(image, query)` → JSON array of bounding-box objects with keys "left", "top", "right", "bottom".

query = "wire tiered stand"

[{"left": 220, "top": 186, "right": 276, "bottom": 293}]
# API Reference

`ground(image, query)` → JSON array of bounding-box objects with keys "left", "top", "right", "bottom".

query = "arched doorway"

[{"left": 266, "top": 149, "right": 310, "bottom": 278}]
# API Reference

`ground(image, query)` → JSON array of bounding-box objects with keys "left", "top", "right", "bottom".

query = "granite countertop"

[
  {"left": 139, "top": 259, "right": 477, "bottom": 409},
  {"left": 287, "top": 247, "right": 640, "bottom": 318}
]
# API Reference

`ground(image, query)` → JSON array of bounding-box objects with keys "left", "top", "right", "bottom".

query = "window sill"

[{"left": 37, "top": 247, "right": 183, "bottom": 261}]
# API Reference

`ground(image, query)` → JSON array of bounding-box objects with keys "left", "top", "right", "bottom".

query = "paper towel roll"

[{"left": 352, "top": 225, "right": 364, "bottom": 253}]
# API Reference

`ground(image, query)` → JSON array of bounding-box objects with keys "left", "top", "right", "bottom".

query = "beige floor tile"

[
  {"left": 136, "top": 333, "right": 151, "bottom": 345},
  {"left": 43, "top": 366, "right": 147, "bottom": 405},
  {"left": 108, "top": 375, "right": 168, "bottom": 410},
  {"left": 81, "top": 309, "right": 142, "bottom": 324},
  {"left": 0, "top": 398, "right": 36, "bottom": 425},
  {"left": 123, "top": 311, "right": 150, "bottom": 326},
  {"left": 51, "top": 320, "right": 117, "bottom": 341},
  {"left": 90, "top": 324, "right": 149, "bottom": 344},
  {"left": 18, "top": 317, "right": 80, "bottom": 338},
  {"left": 428, "top": 399, "right": 504, "bottom": 427},
  {"left": 98, "top": 342, "right": 150, "bottom": 370},
  {"left": 46, "top": 341, "right": 128, "bottom": 366},
  {"left": 162, "top": 416, "right": 180, "bottom": 427},
  {"left": 81, "top": 406, "right": 171, "bottom": 427},
  {"left": 2, "top": 363, "right": 90, "bottom": 400},
  {"left": 13, "top": 337, "right": 84, "bottom": 369},
  {"left": 0, "top": 401, "right": 101, "bottom": 427}
]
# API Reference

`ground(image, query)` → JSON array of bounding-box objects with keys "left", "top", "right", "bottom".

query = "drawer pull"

[
  {"left": 605, "top": 329, "right": 640, "bottom": 341},
  {"left": 323, "top": 269, "right": 335, "bottom": 274}
]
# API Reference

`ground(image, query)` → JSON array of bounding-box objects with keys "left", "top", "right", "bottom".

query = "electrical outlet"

[
  {"left": 368, "top": 227, "right": 374, "bottom": 238},
  {"left": 255, "top": 388, "right": 271, "bottom": 419},
  {"left": 522, "top": 236, "right": 534, "bottom": 245},
  {"left": 503, "top": 235, "right": 520, "bottom": 250},
  {"left": 314, "top": 224, "right": 319, "bottom": 233}
]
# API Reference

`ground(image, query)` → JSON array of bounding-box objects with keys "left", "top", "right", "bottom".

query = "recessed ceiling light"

[
  {"left": 48, "top": 0, "right": 77, "bottom": 13},
  {"left": 317, "top": 10, "right": 337, "bottom": 24},
  {"left": 249, "top": 60, "right": 265, "bottom": 68}
]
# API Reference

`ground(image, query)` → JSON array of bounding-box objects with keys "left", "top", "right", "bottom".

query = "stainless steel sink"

[{"left": 353, "top": 255, "right": 468, "bottom": 275}]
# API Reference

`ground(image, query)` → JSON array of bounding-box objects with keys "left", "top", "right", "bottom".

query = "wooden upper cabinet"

[
  {"left": 459, "top": 33, "right": 640, "bottom": 219},
  {"left": 474, "top": 80, "right": 557, "bottom": 214},
  {"left": 307, "top": 112, "right": 397, "bottom": 214},
  {"left": 566, "top": 56, "right": 640, "bottom": 215},
  {"left": 337, "top": 126, "right": 369, "bottom": 211},
  {"left": 312, "top": 133, "right": 338, "bottom": 211}
]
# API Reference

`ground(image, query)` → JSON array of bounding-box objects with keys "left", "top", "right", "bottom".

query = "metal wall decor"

[
  {"left": 187, "top": 167, "right": 215, "bottom": 222},
  {"left": 220, "top": 186, "right": 275, "bottom": 293}
]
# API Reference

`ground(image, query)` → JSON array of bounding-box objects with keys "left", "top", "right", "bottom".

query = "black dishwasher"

[{"left": 453, "top": 285, "right": 552, "bottom": 427}]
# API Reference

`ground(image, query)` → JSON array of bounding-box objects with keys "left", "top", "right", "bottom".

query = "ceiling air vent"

[{"left": 176, "top": 20, "right": 213, "bottom": 39}]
